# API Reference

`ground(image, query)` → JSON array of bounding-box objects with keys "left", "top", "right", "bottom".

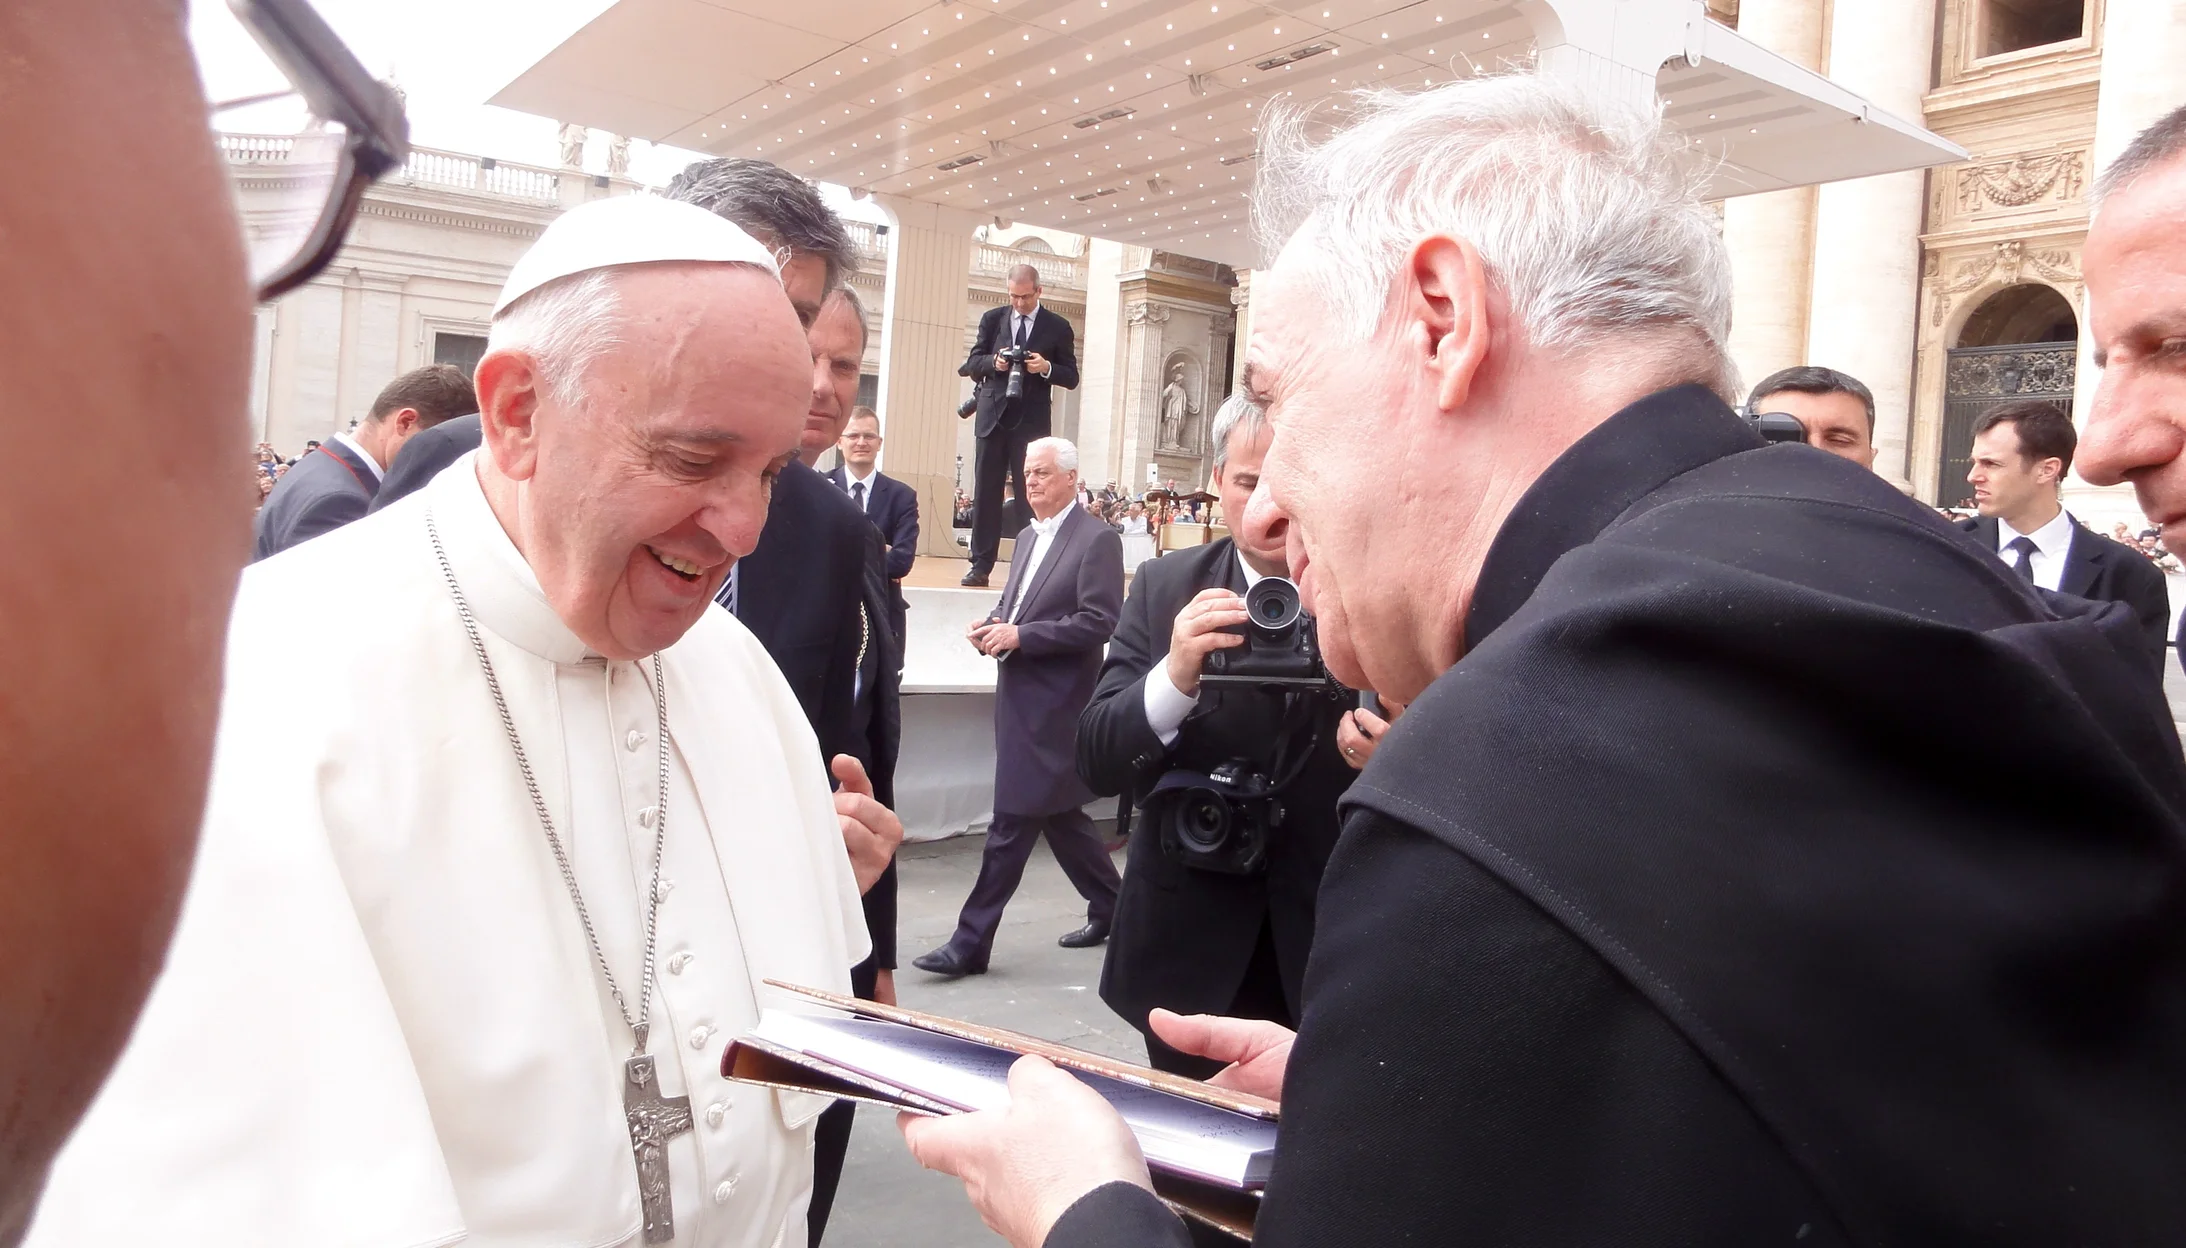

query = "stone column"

[
  {"left": 1075, "top": 239, "right": 1129, "bottom": 489},
  {"left": 1803, "top": 0, "right": 1938, "bottom": 489},
  {"left": 872, "top": 193, "right": 983, "bottom": 558},
  {"left": 1720, "top": 0, "right": 1827, "bottom": 392},
  {"left": 1229, "top": 269, "right": 1254, "bottom": 392}
]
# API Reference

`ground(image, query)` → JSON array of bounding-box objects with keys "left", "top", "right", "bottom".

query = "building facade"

[
  {"left": 230, "top": 134, "right": 1238, "bottom": 501},
  {"left": 1719, "top": 0, "right": 2186, "bottom": 522}
]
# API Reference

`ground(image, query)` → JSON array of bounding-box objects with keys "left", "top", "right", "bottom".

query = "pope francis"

[{"left": 24, "top": 195, "right": 896, "bottom": 1247}]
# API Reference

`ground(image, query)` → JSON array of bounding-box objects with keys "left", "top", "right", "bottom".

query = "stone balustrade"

[
  {"left": 841, "top": 219, "right": 1087, "bottom": 291},
  {"left": 217, "top": 133, "right": 586, "bottom": 205}
]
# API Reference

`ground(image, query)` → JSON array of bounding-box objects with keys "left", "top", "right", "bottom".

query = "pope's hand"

[
  {"left": 900, "top": 1055, "right": 1152, "bottom": 1248},
  {"left": 1148, "top": 1009, "right": 1294, "bottom": 1102},
  {"left": 830, "top": 755, "right": 901, "bottom": 894}
]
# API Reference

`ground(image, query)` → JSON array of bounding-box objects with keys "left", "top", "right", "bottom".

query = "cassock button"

[
  {"left": 689, "top": 1024, "right": 714, "bottom": 1049},
  {"left": 667, "top": 951, "right": 694, "bottom": 975},
  {"left": 626, "top": 729, "right": 644, "bottom": 752},
  {"left": 638, "top": 805, "right": 658, "bottom": 829},
  {"left": 714, "top": 1178, "right": 738, "bottom": 1204},
  {"left": 706, "top": 1100, "right": 728, "bottom": 1127}
]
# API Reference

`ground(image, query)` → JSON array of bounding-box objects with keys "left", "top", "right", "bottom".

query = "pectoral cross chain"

[{"left": 625, "top": 1053, "right": 695, "bottom": 1243}]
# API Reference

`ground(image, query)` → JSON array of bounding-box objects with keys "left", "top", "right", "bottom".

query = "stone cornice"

[{"left": 356, "top": 198, "right": 554, "bottom": 239}]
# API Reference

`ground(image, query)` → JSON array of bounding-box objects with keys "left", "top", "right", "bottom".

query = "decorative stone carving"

[
  {"left": 1158, "top": 353, "right": 1204, "bottom": 452},
  {"left": 1127, "top": 301, "right": 1172, "bottom": 325},
  {"left": 1925, "top": 239, "right": 2081, "bottom": 326},
  {"left": 606, "top": 135, "right": 632, "bottom": 177},
  {"left": 558, "top": 122, "right": 587, "bottom": 169},
  {"left": 1953, "top": 150, "right": 2085, "bottom": 212}
]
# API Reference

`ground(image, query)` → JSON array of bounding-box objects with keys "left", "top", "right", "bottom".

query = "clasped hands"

[
  {"left": 968, "top": 618, "right": 1021, "bottom": 657},
  {"left": 993, "top": 351, "right": 1052, "bottom": 377},
  {"left": 900, "top": 1009, "right": 1294, "bottom": 1248}
]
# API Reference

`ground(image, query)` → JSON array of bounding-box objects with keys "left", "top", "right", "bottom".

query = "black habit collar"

[{"left": 1462, "top": 383, "right": 1761, "bottom": 653}]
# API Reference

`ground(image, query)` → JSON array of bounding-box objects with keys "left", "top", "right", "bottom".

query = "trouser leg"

[
  {"left": 970, "top": 432, "right": 1011, "bottom": 572},
  {"left": 947, "top": 813, "right": 1041, "bottom": 961},
  {"left": 1042, "top": 808, "right": 1122, "bottom": 927},
  {"left": 807, "top": 956, "right": 883, "bottom": 1246}
]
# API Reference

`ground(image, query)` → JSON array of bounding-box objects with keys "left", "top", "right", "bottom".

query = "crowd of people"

[{"left": 12, "top": 5, "right": 2186, "bottom": 1248}]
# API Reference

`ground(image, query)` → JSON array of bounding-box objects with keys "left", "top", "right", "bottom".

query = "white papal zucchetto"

[{"left": 492, "top": 192, "right": 781, "bottom": 316}]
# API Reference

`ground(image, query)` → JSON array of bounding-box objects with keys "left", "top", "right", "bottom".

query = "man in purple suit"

[{"left": 915, "top": 437, "right": 1125, "bottom": 976}]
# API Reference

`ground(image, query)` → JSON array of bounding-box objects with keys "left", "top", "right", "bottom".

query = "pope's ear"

[{"left": 476, "top": 348, "right": 544, "bottom": 482}]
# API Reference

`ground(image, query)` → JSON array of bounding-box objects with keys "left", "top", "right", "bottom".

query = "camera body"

[
  {"left": 1742, "top": 405, "right": 1809, "bottom": 445},
  {"left": 997, "top": 344, "right": 1032, "bottom": 401},
  {"left": 1145, "top": 762, "right": 1283, "bottom": 876},
  {"left": 1202, "top": 577, "right": 1332, "bottom": 691}
]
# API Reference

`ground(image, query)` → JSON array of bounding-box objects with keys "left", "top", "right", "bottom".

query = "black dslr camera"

[
  {"left": 1144, "top": 762, "right": 1283, "bottom": 875},
  {"left": 1742, "top": 404, "right": 1808, "bottom": 445},
  {"left": 1202, "top": 577, "right": 1330, "bottom": 690},
  {"left": 997, "top": 344, "right": 1033, "bottom": 401}
]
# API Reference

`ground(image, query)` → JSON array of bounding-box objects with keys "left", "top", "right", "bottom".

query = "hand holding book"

[{"left": 1147, "top": 1008, "right": 1294, "bottom": 1103}]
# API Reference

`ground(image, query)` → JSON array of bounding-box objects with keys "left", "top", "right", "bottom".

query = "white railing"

[
  {"left": 973, "top": 244, "right": 1085, "bottom": 290},
  {"left": 218, "top": 133, "right": 569, "bottom": 204}
]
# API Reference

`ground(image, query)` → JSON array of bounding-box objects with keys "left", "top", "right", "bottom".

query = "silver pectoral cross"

[{"left": 624, "top": 1052, "right": 695, "bottom": 1244}]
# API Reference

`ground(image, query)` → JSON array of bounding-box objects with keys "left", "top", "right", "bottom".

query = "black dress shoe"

[
  {"left": 961, "top": 569, "right": 991, "bottom": 587},
  {"left": 912, "top": 946, "right": 988, "bottom": 977},
  {"left": 1057, "top": 921, "right": 1110, "bottom": 949}
]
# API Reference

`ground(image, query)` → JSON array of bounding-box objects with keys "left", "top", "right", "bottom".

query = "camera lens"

[
  {"left": 1244, "top": 577, "right": 1303, "bottom": 635},
  {"left": 1173, "top": 793, "right": 1231, "bottom": 853}
]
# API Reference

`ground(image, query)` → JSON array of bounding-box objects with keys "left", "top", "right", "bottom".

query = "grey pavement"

[{"left": 823, "top": 832, "right": 1141, "bottom": 1248}]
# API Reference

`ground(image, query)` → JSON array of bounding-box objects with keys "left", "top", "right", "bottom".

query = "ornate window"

[{"left": 1977, "top": 0, "right": 2086, "bottom": 58}]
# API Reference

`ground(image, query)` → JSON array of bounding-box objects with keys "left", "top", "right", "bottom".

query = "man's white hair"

[
  {"left": 1209, "top": 393, "right": 1267, "bottom": 471},
  {"left": 1026, "top": 436, "right": 1079, "bottom": 473},
  {"left": 487, "top": 268, "right": 626, "bottom": 406},
  {"left": 1254, "top": 73, "right": 1733, "bottom": 388}
]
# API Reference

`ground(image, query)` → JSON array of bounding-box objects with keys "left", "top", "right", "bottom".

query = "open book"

[{"left": 724, "top": 981, "right": 1277, "bottom": 1239}]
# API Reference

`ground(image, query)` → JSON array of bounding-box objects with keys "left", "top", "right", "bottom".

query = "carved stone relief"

[
  {"left": 1947, "top": 150, "right": 2086, "bottom": 220},
  {"left": 1925, "top": 238, "right": 2082, "bottom": 327}
]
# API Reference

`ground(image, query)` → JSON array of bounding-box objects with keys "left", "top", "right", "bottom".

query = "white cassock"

[{"left": 27, "top": 453, "right": 867, "bottom": 1248}]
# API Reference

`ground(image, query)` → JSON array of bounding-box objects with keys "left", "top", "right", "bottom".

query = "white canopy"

[{"left": 492, "top": 0, "right": 1966, "bottom": 268}]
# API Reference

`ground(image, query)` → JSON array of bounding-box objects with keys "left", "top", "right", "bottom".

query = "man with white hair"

[
  {"left": 902, "top": 75, "right": 2186, "bottom": 1247},
  {"left": 25, "top": 193, "right": 900, "bottom": 1248},
  {"left": 913, "top": 437, "right": 1124, "bottom": 977}
]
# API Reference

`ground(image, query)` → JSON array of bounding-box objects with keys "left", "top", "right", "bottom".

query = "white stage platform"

[{"left": 896, "top": 583, "right": 1002, "bottom": 843}]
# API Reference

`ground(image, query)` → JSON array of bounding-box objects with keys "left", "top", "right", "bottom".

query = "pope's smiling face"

[{"left": 478, "top": 263, "right": 809, "bottom": 660}]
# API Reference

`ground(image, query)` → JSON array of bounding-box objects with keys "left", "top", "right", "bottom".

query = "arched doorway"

[{"left": 1939, "top": 284, "right": 2078, "bottom": 506}]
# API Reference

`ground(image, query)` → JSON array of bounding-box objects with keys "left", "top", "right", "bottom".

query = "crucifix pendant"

[{"left": 624, "top": 1052, "right": 695, "bottom": 1244}]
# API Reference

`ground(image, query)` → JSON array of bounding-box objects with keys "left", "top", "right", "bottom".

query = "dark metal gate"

[{"left": 1938, "top": 341, "right": 2076, "bottom": 507}]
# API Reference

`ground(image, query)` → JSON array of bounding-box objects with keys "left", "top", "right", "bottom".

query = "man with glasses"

[
  {"left": 1, "top": 1, "right": 403, "bottom": 1239},
  {"left": 828, "top": 406, "right": 920, "bottom": 669}
]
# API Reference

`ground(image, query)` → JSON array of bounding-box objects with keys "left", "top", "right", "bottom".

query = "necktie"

[
  {"left": 1014, "top": 314, "right": 1029, "bottom": 348},
  {"left": 852, "top": 481, "right": 866, "bottom": 511},
  {"left": 2006, "top": 534, "right": 2039, "bottom": 583}
]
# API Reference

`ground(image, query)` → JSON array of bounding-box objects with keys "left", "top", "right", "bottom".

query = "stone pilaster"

[{"left": 1804, "top": 0, "right": 1939, "bottom": 489}]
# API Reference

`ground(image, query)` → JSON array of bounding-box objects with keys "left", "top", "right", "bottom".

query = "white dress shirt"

[
  {"left": 1011, "top": 304, "right": 1041, "bottom": 349},
  {"left": 1008, "top": 500, "right": 1075, "bottom": 623},
  {"left": 842, "top": 465, "right": 878, "bottom": 511},
  {"left": 333, "top": 429, "right": 386, "bottom": 482},
  {"left": 1141, "top": 549, "right": 1268, "bottom": 746},
  {"left": 1996, "top": 508, "right": 2077, "bottom": 592}
]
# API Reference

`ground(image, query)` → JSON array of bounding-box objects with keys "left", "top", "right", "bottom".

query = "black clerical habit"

[{"left": 1045, "top": 385, "right": 2186, "bottom": 1248}]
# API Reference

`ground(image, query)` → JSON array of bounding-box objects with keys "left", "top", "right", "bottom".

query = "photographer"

[
  {"left": 1077, "top": 394, "right": 1355, "bottom": 1081},
  {"left": 958, "top": 263, "right": 1078, "bottom": 587}
]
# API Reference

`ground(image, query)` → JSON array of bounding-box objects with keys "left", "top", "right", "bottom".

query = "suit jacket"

[
  {"left": 1050, "top": 386, "right": 2186, "bottom": 1248},
  {"left": 826, "top": 466, "right": 919, "bottom": 656},
  {"left": 1958, "top": 513, "right": 2171, "bottom": 672},
  {"left": 959, "top": 305, "right": 1078, "bottom": 440},
  {"left": 370, "top": 413, "right": 480, "bottom": 512},
  {"left": 736, "top": 459, "right": 900, "bottom": 970},
  {"left": 985, "top": 504, "right": 1122, "bottom": 815},
  {"left": 253, "top": 438, "right": 378, "bottom": 559},
  {"left": 1077, "top": 538, "right": 1353, "bottom": 1030}
]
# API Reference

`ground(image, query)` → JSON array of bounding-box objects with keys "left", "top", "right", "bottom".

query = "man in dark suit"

[
  {"left": 901, "top": 77, "right": 2186, "bottom": 1248},
  {"left": 1077, "top": 394, "right": 1355, "bottom": 1080},
  {"left": 1961, "top": 398, "right": 2170, "bottom": 672},
  {"left": 914, "top": 437, "right": 1125, "bottom": 977},
  {"left": 958, "top": 264, "right": 1078, "bottom": 587},
  {"left": 254, "top": 363, "right": 474, "bottom": 558},
  {"left": 827, "top": 404, "right": 920, "bottom": 665}
]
